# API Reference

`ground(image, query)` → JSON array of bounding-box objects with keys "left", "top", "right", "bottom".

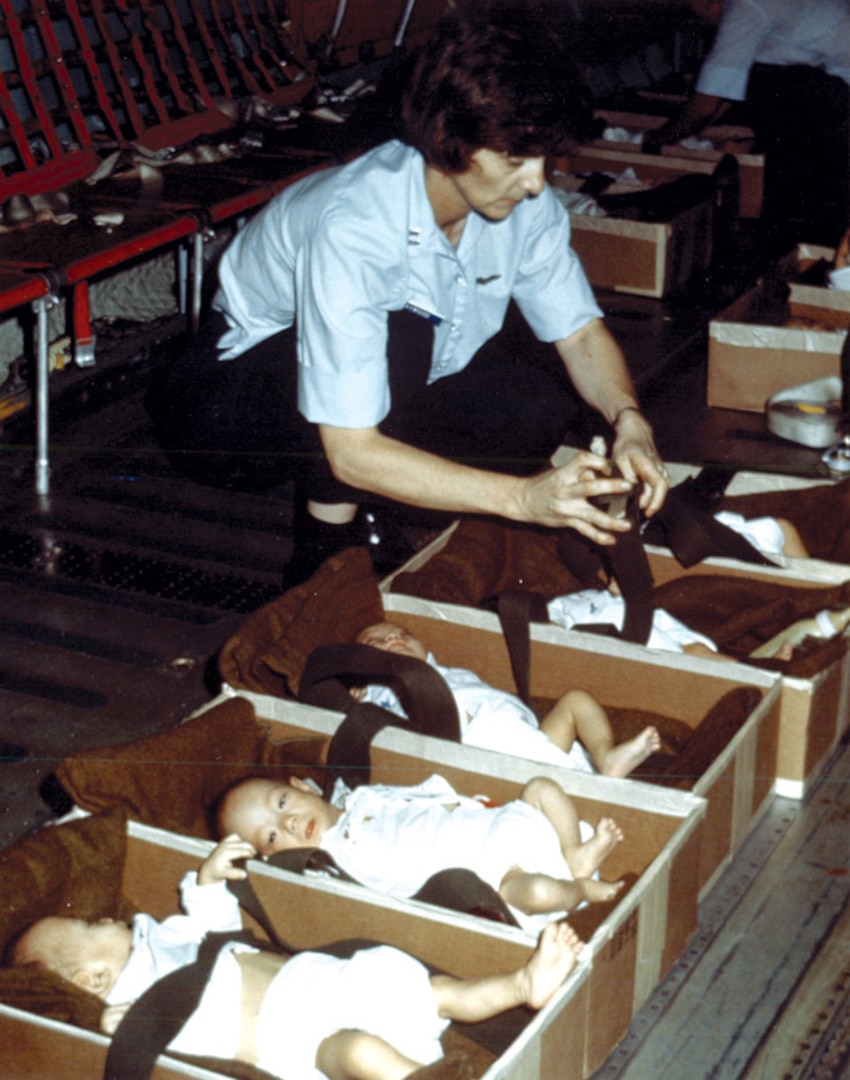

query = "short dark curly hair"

[{"left": 401, "top": 3, "right": 592, "bottom": 173}]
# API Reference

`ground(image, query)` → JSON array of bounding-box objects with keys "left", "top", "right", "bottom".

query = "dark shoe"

[
  {"left": 282, "top": 511, "right": 361, "bottom": 591},
  {"left": 282, "top": 503, "right": 418, "bottom": 590},
  {"left": 358, "top": 506, "right": 417, "bottom": 577},
  {"left": 0, "top": 741, "right": 28, "bottom": 761}
]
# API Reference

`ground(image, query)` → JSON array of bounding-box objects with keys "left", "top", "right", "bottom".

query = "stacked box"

[
  {"left": 591, "top": 108, "right": 764, "bottom": 218},
  {"left": 552, "top": 147, "right": 717, "bottom": 298},
  {"left": 707, "top": 279, "right": 850, "bottom": 411}
]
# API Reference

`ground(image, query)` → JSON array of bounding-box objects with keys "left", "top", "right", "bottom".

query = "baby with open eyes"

[{"left": 218, "top": 771, "right": 626, "bottom": 937}]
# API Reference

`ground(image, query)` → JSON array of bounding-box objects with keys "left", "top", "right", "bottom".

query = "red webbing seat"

[
  {"left": 285, "top": 0, "right": 422, "bottom": 69},
  {"left": 0, "top": 268, "right": 49, "bottom": 315},
  {"left": 0, "top": 0, "right": 201, "bottom": 493}
]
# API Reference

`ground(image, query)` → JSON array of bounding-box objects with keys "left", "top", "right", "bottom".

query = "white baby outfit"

[
  {"left": 361, "top": 656, "right": 594, "bottom": 772},
  {"left": 322, "top": 774, "right": 581, "bottom": 935},
  {"left": 106, "top": 873, "right": 447, "bottom": 1079}
]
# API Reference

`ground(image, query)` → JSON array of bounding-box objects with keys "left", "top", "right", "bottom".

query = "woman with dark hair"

[{"left": 156, "top": 4, "right": 668, "bottom": 587}]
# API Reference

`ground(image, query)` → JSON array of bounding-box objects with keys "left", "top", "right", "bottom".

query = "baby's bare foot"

[
  {"left": 600, "top": 726, "right": 662, "bottom": 778},
  {"left": 521, "top": 921, "right": 585, "bottom": 1010},
  {"left": 579, "top": 877, "right": 626, "bottom": 905},
  {"left": 570, "top": 817, "right": 624, "bottom": 878}
]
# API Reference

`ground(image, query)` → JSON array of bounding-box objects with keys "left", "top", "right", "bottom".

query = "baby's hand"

[
  {"left": 198, "top": 834, "right": 257, "bottom": 886},
  {"left": 101, "top": 1002, "right": 132, "bottom": 1035}
]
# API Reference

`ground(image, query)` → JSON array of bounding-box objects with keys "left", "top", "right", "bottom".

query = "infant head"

[
  {"left": 217, "top": 777, "right": 342, "bottom": 858},
  {"left": 12, "top": 915, "right": 132, "bottom": 999},
  {"left": 355, "top": 622, "right": 428, "bottom": 661}
]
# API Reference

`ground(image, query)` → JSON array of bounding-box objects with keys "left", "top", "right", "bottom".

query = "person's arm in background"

[
  {"left": 642, "top": 91, "right": 730, "bottom": 153},
  {"left": 644, "top": 0, "right": 762, "bottom": 153}
]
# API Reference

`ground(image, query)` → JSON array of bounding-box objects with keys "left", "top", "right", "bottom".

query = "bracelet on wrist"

[{"left": 613, "top": 405, "right": 643, "bottom": 425}]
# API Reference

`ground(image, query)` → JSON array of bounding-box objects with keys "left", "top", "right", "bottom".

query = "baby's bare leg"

[
  {"left": 315, "top": 1029, "right": 421, "bottom": 1080},
  {"left": 430, "top": 921, "right": 584, "bottom": 1022},
  {"left": 541, "top": 689, "right": 660, "bottom": 778},
  {"left": 683, "top": 642, "right": 737, "bottom": 663},
  {"left": 499, "top": 868, "right": 624, "bottom": 913},
  {"left": 519, "top": 777, "right": 624, "bottom": 879}
]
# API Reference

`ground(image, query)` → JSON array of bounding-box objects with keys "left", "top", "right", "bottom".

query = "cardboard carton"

[
  {"left": 0, "top": 818, "right": 586, "bottom": 1080},
  {"left": 707, "top": 280, "right": 850, "bottom": 412},
  {"left": 639, "top": 546, "right": 850, "bottom": 798},
  {"left": 361, "top": 583, "right": 778, "bottom": 906},
  {"left": 552, "top": 147, "right": 717, "bottom": 298},
  {"left": 218, "top": 689, "right": 707, "bottom": 1076},
  {"left": 591, "top": 109, "right": 764, "bottom": 218},
  {"left": 551, "top": 450, "right": 850, "bottom": 798}
]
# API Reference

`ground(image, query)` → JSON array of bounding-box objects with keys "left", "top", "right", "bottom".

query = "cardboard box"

[
  {"left": 551, "top": 448, "right": 850, "bottom": 798},
  {"left": 0, "top": 818, "right": 586, "bottom": 1080},
  {"left": 779, "top": 242, "right": 837, "bottom": 283},
  {"left": 222, "top": 687, "right": 707, "bottom": 1076},
  {"left": 592, "top": 109, "right": 764, "bottom": 218},
  {"left": 707, "top": 280, "right": 850, "bottom": 411},
  {"left": 371, "top": 573, "right": 778, "bottom": 906},
  {"left": 641, "top": 543, "right": 850, "bottom": 800},
  {"left": 552, "top": 147, "right": 716, "bottom": 298}
]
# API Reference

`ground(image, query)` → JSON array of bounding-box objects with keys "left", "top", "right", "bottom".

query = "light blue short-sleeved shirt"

[
  {"left": 214, "top": 140, "right": 601, "bottom": 428},
  {"left": 696, "top": 0, "right": 850, "bottom": 101}
]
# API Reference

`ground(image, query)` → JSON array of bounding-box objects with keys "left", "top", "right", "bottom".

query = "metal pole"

[{"left": 34, "top": 293, "right": 50, "bottom": 497}]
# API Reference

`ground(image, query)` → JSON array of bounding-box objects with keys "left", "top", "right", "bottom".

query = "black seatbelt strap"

[
  {"left": 556, "top": 492, "right": 656, "bottom": 645},
  {"left": 104, "top": 930, "right": 263, "bottom": 1080},
  {"left": 488, "top": 590, "right": 550, "bottom": 711},
  {"left": 645, "top": 487, "right": 780, "bottom": 568},
  {"left": 299, "top": 643, "right": 461, "bottom": 796}
]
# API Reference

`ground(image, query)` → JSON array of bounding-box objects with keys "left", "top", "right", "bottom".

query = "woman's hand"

[
  {"left": 611, "top": 410, "right": 669, "bottom": 517},
  {"left": 517, "top": 450, "right": 637, "bottom": 544}
]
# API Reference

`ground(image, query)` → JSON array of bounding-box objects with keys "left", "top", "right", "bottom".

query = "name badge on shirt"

[{"left": 403, "top": 301, "right": 444, "bottom": 326}]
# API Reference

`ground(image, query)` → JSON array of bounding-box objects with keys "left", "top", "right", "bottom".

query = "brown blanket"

[
  {"left": 720, "top": 483, "right": 850, "bottom": 565},
  {"left": 389, "top": 519, "right": 850, "bottom": 678},
  {"left": 57, "top": 695, "right": 330, "bottom": 840},
  {"left": 0, "top": 805, "right": 488, "bottom": 1080},
  {"left": 219, "top": 546, "right": 385, "bottom": 699}
]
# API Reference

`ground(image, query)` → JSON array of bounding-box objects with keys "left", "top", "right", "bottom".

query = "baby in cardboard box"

[
  {"left": 8, "top": 834, "right": 584, "bottom": 1080},
  {"left": 352, "top": 620, "right": 661, "bottom": 777},
  {"left": 218, "top": 773, "right": 625, "bottom": 936}
]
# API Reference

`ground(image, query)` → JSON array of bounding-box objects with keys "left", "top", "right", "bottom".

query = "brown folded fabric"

[
  {"left": 218, "top": 546, "right": 385, "bottom": 698},
  {"left": 655, "top": 575, "right": 850, "bottom": 668},
  {"left": 638, "top": 686, "right": 764, "bottom": 789},
  {"left": 721, "top": 484, "right": 850, "bottom": 564},
  {"left": 393, "top": 521, "right": 850, "bottom": 677},
  {"left": 391, "top": 519, "right": 584, "bottom": 606},
  {"left": 0, "top": 807, "right": 130, "bottom": 1030},
  {"left": 57, "top": 697, "right": 329, "bottom": 838}
]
